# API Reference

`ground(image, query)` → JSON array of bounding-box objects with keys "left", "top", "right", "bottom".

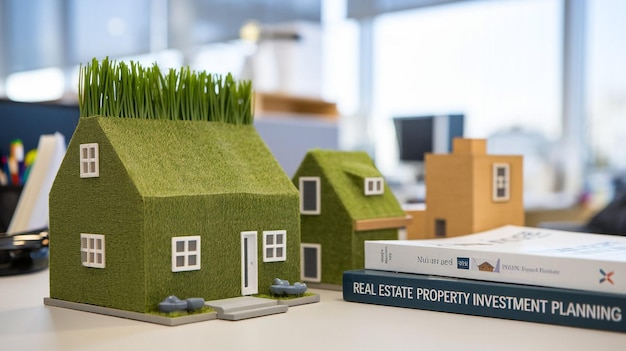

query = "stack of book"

[{"left": 343, "top": 225, "right": 626, "bottom": 332}]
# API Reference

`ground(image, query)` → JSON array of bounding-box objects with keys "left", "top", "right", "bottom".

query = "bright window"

[
  {"left": 79, "top": 143, "right": 99, "bottom": 178},
  {"left": 81, "top": 233, "right": 105, "bottom": 268},
  {"left": 263, "top": 230, "right": 287, "bottom": 262},
  {"left": 364, "top": 177, "right": 384, "bottom": 195},
  {"left": 171, "top": 236, "right": 201, "bottom": 272},
  {"left": 371, "top": 0, "right": 562, "bottom": 175},
  {"left": 299, "top": 177, "right": 321, "bottom": 215},
  {"left": 493, "top": 163, "right": 510, "bottom": 202},
  {"left": 6, "top": 68, "right": 65, "bottom": 102},
  {"left": 588, "top": 0, "right": 626, "bottom": 171}
]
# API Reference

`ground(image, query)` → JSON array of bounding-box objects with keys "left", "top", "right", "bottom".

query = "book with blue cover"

[
  {"left": 364, "top": 225, "right": 626, "bottom": 294},
  {"left": 343, "top": 269, "right": 626, "bottom": 333}
]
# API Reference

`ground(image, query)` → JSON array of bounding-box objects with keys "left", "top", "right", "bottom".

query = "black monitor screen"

[
  {"left": 393, "top": 114, "right": 464, "bottom": 162},
  {"left": 394, "top": 116, "right": 433, "bottom": 162}
]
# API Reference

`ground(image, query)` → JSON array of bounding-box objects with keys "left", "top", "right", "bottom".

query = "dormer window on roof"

[
  {"left": 80, "top": 143, "right": 99, "bottom": 178},
  {"left": 364, "top": 177, "right": 384, "bottom": 196}
]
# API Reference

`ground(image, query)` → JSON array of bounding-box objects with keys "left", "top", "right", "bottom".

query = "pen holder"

[{"left": 0, "top": 185, "right": 22, "bottom": 233}]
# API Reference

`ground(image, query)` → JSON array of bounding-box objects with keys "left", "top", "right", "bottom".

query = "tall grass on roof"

[{"left": 78, "top": 57, "right": 253, "bottom": 124}]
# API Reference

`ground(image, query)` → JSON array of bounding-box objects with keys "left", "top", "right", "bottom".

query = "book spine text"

[{"left": 343, "top": 269, "right": 626, "bottom": 333}]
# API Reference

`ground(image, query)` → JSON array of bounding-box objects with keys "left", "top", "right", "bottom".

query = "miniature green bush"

[
  {"left": 255, "top": 292, "right": 315, "bottom": 300},
  {"left": 78, "top": 57, "right": 253, "bottom": 124},
  {"left": 148, "top": 305, "right": 215, "bottom": 318}
]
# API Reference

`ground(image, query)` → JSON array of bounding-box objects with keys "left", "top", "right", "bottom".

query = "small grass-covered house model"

[
  {"left": 47, "top": 59, "right": 301, "bottom": 314},
  {"left": 293, "top": 150, "right": 410, "bottom": 286}
]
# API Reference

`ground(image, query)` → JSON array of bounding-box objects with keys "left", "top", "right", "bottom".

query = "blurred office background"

[{"left": 1, "top": 0, "right": 625, "bottom": 216}]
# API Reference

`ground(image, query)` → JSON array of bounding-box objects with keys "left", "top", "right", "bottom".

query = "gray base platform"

[
  {"left": 205, "top": 296, "right": 288, "bottom": 321},
  {"left": 276, "top": 294, "right": 320, "bottom": 307},
  {"left": 44, "top": 298, "right": 217, "bottom": 326},
  {"left": 304, "top": 282, "right": 342, "bottom": 291}
]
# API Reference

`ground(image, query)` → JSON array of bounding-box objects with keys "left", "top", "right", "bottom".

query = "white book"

[
  {"left": 8, "top": 132, "right": 66, "bottom": 233},
  {"left": 364, "top": 225, "right": 626, "bottom": 294}
]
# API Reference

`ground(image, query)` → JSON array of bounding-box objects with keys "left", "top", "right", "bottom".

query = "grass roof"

[
  {"left": 86, "top": 116, "right": 295, "bottom": 197},
  {"left": 78, "top": 58, "right": 253, "bottom": 124},
  {"left": 301, "top": 149, "right": 405, "bottom": 220}
]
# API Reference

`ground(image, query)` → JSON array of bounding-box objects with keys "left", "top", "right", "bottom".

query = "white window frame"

[
  {"left": 299, "top": 176, "right": 321, "bottom": 215},
  {"left": 300, "top": 243, "right": 322, "bottom": 283},
  {"left": 492, "top": 163, "right": 510, "bottom": 202},
  {"left": 80, "top": 233, "right": 105, "bottom": 268},
  {"left": 263, "top": 230, "right": 287, "bottom": 262},
  {"left": 171, "top": 236, "right": 201, "bottom": 272},
  {"left": 80, "top": 143, "right": 99, "bottom": 178},
  {"left": 364, "top": 177, "right": 384, "bottom": 195}
]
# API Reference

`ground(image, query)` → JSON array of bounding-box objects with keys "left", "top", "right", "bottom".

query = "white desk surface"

[{"left": 1, "top": 269, "right": 625, "bottom": 351}]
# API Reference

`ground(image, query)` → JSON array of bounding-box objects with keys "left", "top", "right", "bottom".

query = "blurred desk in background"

[
  {"left": 524, "top": 191, "right": 597, "bottom": 228},
  {"left": 255, "top": 92, "right": 339, "bottom": 119},
  {"left": 525, "top": 205, "right": 596, "bottom": 228}
]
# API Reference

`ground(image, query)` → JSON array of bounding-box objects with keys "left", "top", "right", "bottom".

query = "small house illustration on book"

[
  {"left": 46, "top": 59, "right": 301, "bottom": 317},
  {"left": 293, "top": 150, "right": 410, "bottom": 286},
  {"left": 478, "top": 262, "right": 495, "bottom": 272},
  {"left": 472, "top": 258, "right": 500, "bottom": 273},
  {"left": 406, "top": 138, "right": 523, "bottom": 239}
]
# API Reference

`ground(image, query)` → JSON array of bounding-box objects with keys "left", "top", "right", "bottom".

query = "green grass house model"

[
  {"left": 293, "top": 150, "right": 410, "bottom": 286},
  {"left": 47, "top": 59, "right": 301, "bottom": 316}
]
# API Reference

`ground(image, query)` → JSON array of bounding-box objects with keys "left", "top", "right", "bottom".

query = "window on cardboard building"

[
  {"left": 79, "top": 143, "right": 99, "bottom": 178},
  {"left": 364, "top": 177, "right": 384, "bottom": 195},
  {"left": 263, "top": 230, "right": 287, "bottom": 262},
  {"left": 171, "top": 236, "right": 201, "bottom": 272},
  {"left": 493, "top": 163, "right": 510, "bottom": 202},
  {"left": 81, "top": 233, "right": 105, "bottom": 268},
  {"left": 299, "top": 177, "right": 321, "bottom": 214}
]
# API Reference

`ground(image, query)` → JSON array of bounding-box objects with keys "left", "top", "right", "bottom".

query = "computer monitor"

[{"left": 393, "top": 114, "right": 464, "bottom": 162}]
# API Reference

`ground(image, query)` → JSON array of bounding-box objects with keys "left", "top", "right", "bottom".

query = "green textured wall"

[
  {"left": 294, "top": 155, "right": 351, "bottom": 285},
  {"left": 144, "top": 193, "right": 300, "bottom": 311},
  {"left": 49, "top": 118, "right": 147, "bottom": 312}
]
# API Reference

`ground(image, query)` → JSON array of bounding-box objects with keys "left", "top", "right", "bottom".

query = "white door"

[{"left": 241, "top": 231, "right": 258, "bottom": 295}]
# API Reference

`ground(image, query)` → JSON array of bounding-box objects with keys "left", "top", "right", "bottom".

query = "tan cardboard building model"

[{"left": 406, "top": 138, "right": 524, "bottom": 239}]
